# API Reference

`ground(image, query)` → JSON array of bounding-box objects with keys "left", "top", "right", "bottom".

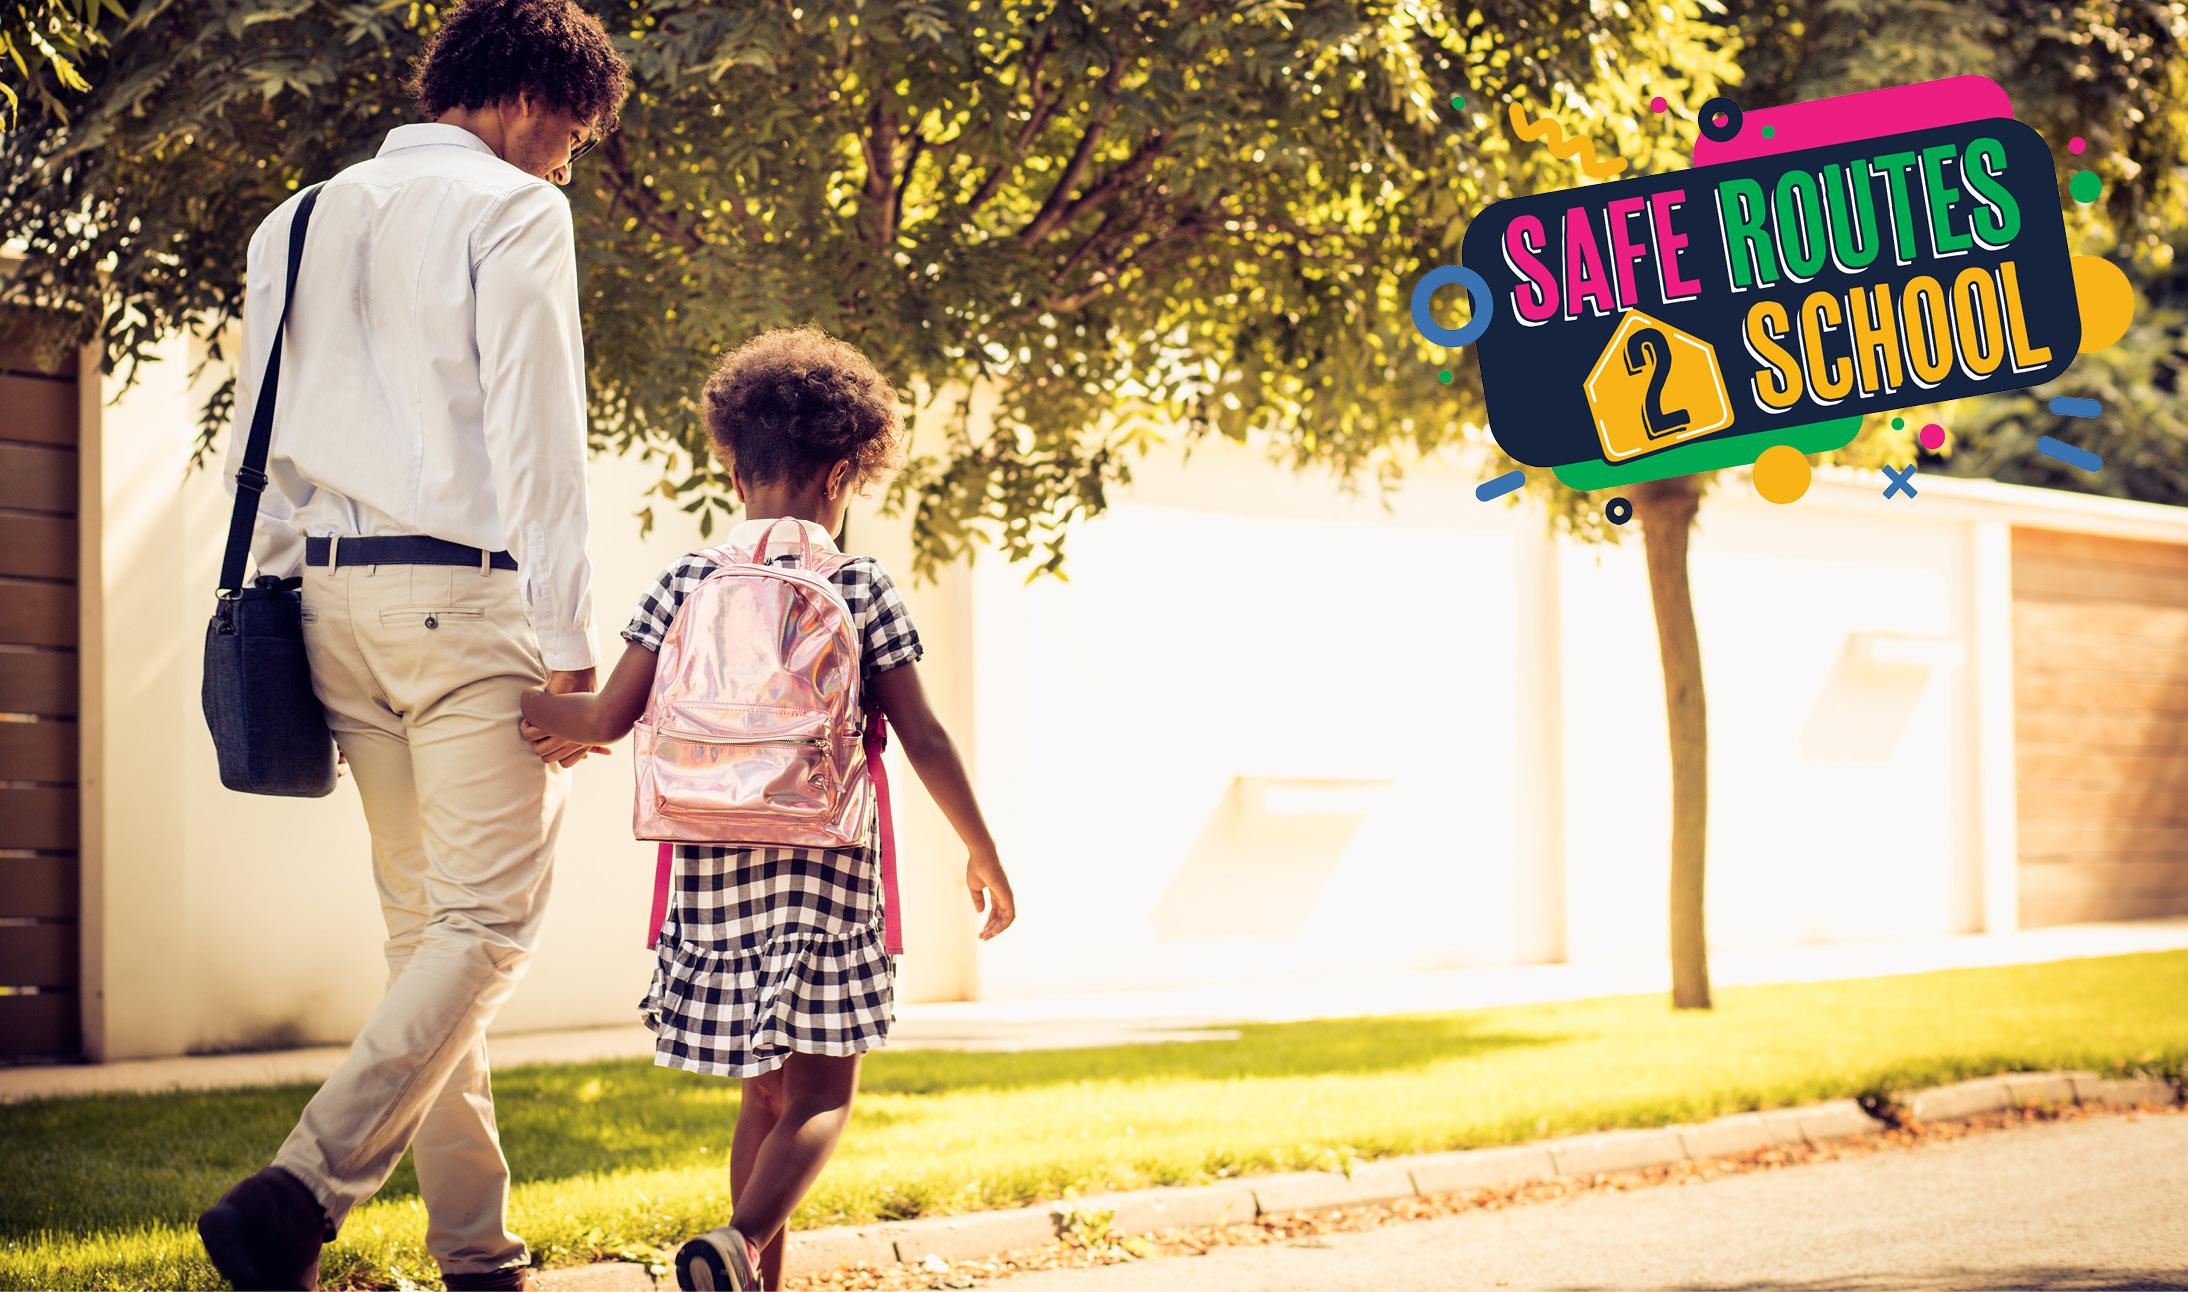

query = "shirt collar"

[{"left": 377, "top": 123, "right": 501, "bottom": 159}]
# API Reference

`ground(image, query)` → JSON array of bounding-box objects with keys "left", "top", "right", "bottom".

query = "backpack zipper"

[{"left": 656, "top": 728, "right": 832, "bottom": 749}]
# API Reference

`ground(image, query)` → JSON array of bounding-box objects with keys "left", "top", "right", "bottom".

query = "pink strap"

[
  {"left": 647, "top": 840, "right": 673, "bottom": 951},
  {"left": 864, "top": 712, "right": 904, "bottom": 956}
]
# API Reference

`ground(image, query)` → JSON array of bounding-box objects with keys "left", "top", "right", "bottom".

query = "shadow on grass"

[{"left": 0, "top": 1012, "right": 1556, "bottom": 1241}]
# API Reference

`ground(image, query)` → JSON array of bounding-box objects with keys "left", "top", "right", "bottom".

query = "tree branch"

[
  {"left": 1014, "top": 101, "right": 1119, "bottom": 246},
  {"left": 598, "top": 133, "right": 704, "bottom": 253},
  {"left": 1044, "top": 206, "right": 1214, "bottom": 311},
  {"left": 861, "top": 93, "right": 901, "bottom": 249},
  {"left": 892, "top": 132, "right": 928, "bottom": 247},
  {"left": 1053, "top": 208, "right": 1123, "bottom": 283},
  {"left": 1016, "top": 127, "right": 1171, "bottom": 247},
  {"left": 966, "top": 30, "right": 1059, "bottom": 214}
]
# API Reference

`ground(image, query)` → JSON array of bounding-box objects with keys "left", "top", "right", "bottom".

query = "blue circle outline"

[{"left": 1410, "top": 265, "right": 1494, "bottom": 349}]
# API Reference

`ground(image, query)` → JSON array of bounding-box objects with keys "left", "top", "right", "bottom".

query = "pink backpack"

[{"left": 632, "top": 518, "right": 901, "bottom": 954}]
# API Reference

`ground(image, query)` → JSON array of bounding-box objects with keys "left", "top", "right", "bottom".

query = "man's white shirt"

[{"left": 225, "top": 123, "right": 599, "bottom": 671}]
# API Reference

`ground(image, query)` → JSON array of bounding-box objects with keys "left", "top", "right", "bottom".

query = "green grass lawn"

[{"left": 5, "top": 951, "right": 2185, "bottom": 1291}]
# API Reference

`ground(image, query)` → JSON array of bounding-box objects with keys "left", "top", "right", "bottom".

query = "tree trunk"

[{"left": 1629, "top": 476, "right": 1711, "bottom": 1010}]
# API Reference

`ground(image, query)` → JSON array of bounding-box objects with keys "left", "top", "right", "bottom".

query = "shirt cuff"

[{"left": 535, "top": 625, "right": 600, "bottom": 673}]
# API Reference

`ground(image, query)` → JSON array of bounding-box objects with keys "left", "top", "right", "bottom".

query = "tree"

[
  {"left": 3, "top": 0, "right": 1735, "bottom": 574},
  {"left": 0, "top": 0, "right": 118, "bottom": 128},
  {"left": 1487, "top": 0, "right": 2188, "bottom": 1010},
  {"left": 1939, "top": 263, "right": 2188, "bottom": 498}
]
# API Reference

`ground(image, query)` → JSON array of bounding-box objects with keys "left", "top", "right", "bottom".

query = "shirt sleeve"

[
  {"left": 473, "top": 182, "right": 598, "bottom": 671},
  {"left": 855, "top": 561, "right": 924, "bottom": 682},
  {"left": 622, "top": 555, "right": 716, "bottom": 652},
  {"left": 221, "top": 198, "right": 306, "bottom": 581}
]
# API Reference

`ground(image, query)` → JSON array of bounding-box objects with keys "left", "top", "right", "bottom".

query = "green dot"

[
  {"left": 1761, "top": 126, "right": 1775, "bottom": 140},
  {"left": 1892, "top": 417, "right": 1904, "bottom": 430},
  {"left": 2070, "top": 170, "right": 2102, "bottom": 203},
  {"left": 1451, "top": 94, "right": 1466, "bottom": 110},
  {"left": 1439, "top": 370, "right": 1453, "bottom": 384}
]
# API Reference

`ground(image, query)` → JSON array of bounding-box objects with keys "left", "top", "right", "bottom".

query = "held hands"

[
  {"left": 966, "top": 849, "right": 1016, "bottom": 940},
  {"left": 519, "top": 668, "right": 613, "bottom": 768}
]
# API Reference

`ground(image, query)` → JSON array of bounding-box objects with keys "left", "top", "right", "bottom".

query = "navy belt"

[{"left": 305, "top": 535, "right": 517, "bottom": 571}]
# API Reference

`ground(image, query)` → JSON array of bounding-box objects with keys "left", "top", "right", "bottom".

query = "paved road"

[{"left": 997, "top": 1113, "right": 2188, "bottom": 1291}]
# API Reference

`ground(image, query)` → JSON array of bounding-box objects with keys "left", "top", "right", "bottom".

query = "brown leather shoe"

[
  {"left": 443, "top": 1267, "right": 535, "bottom": 1291},
  {"left": 196, "top": 1166, "right": 330, "bottom": 1291}
]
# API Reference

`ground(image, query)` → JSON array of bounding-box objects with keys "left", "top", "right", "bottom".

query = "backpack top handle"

[{"left": 741, "top": 516, "right": 815, "bottom": 569}]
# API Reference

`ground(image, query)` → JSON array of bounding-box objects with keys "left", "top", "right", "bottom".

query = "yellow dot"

[
  {"left": 2072, "top": 255, "right": 2133, "bottom": 352},
  {"left": 1752, "top": 444, "right": 1812, "bottom": 504}
]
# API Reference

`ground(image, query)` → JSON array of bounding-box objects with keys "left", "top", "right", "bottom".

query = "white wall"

[
  {"left": 966, "top": 438, "right": 2003, "bottom": 1000},
  {"left": 1558, "top": 490, "right": 1972, "bottom": 962},
  {"left": 965, "top": 439, "right": 1549, "bottom": 999}
]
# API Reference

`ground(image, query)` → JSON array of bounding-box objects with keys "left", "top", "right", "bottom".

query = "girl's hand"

[
  {"left": 966, "top": 850, "right": 1015, "bottom": 940},
  {"left": 517, "top": 697, "right": 610, "bottom": 768}
]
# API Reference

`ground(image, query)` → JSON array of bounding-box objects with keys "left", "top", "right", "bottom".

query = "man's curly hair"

[
  {"left": 412, "top": 0, "right": 628, "bottom": 132},
  {"left": 703, "top": 329, "right": 907, "bottom": 494}
]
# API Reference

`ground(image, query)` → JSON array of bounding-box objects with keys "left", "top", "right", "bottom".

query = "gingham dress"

[{"left": 623, "top": 550, "right": 923, "bottom": 1078}]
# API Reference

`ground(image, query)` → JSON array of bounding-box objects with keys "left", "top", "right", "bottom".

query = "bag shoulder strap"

[{"left": 219, "top": 184, "right": 326, "bottom": 594}]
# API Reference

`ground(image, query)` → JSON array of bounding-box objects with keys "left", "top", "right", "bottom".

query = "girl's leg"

[
  {"left": 724, "top": 1069, "right": 782, "bottom": 1281},
  {"left": 730, "top": 1051, "right": 863, "bottom": 1288}
]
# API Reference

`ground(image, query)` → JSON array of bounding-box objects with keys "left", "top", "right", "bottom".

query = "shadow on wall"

[
  {"left": 1151, "top": 777, "right": 1389, "bottom": 942},
  {"left": 1798, "top": 633, "right": 1961, "bottom": 764}
]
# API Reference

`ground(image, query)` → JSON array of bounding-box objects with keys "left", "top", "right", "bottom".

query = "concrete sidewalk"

[
  {"left": 993, "top": 1100, "right": 2188, "bottom": 1291},
  {"left": 531, "top": 1071, "right": 2185, "bottom": 1289},
  {"left": 4, "top": 917, "right": 2183, "bottom": 1103}
]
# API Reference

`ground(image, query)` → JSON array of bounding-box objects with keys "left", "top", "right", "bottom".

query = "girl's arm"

[
  {"left": 520, "top": 639, "right": 661, "bottom": 751},
  {"left": 869, "top": 662, "right": 1016, "bottom": 940}
]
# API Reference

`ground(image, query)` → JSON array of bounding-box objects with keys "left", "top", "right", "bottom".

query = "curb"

[{"left": 775, "top": 1070, "right": 2181, "bottom": 1278}]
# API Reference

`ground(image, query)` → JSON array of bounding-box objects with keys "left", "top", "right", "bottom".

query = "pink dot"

[
  {"left": 1650, "top": 96, "right": 1667, "bottom": 113},
  {"left": 2069, "top": 137, "right": 2086, "bottom": 154},
  {"left": 1920, "top": 424, "right": 1945, "bottom": 452}
]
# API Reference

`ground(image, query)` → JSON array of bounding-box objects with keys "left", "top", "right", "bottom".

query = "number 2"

[{"left": 1623, "top": 327, "right": 1691, "bottom": 439}]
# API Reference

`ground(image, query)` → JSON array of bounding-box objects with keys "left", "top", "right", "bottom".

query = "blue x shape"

[{"left": 1881, "top": 464, "right": 1918, "bottom": 499}]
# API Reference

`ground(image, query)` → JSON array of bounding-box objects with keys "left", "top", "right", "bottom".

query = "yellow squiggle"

[{"left": 1508, "top": 103, "right": 1629, "bottom": 178}]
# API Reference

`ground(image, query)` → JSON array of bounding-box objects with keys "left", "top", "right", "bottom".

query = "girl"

[{"left": 518, "top": 328, "right": 1016, "bottom": 1292}]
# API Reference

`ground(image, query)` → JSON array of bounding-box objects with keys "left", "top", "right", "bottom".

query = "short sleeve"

[
  {"left": 833, "top": 558, "right": 922, "bottom": 684},
  {"left": 623, "top": 554, "right": 718, "bottom": 652}
]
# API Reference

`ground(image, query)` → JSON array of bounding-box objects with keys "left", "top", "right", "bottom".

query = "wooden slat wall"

[
  {"left": 0, "top": 308, "right": 82, "bottom": 1061},
  {"left": 2014, "top": 527, "right": 2188, "bottom": 926}
]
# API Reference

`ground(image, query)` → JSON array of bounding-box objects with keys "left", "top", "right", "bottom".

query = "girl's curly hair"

[
  {"left": 703, "top": 328, "right": 907, "bottom": 494},
  {"left": 411, "top": 0, "right": 628, "bottom": 132}
]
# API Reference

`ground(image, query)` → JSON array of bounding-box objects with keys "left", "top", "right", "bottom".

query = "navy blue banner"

[{"left": 1458, "top": 117, "right": 2077, "bottom": 471}]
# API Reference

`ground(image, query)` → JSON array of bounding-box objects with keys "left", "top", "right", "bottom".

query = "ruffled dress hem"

[{"left": 640, "top": 921, "right": 897, "bottom": 1079}]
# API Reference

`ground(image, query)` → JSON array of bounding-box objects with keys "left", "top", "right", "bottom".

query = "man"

[{"left": 196, "top": 3, "right": 626, "bottom": 1289}]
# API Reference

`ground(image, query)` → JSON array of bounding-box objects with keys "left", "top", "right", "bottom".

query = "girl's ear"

[
  {"left": 826, "top": 458, "right": 853, "bottom": 499},
  {"left": 728, "top": 467, "right": 748, "bottom": 504}
]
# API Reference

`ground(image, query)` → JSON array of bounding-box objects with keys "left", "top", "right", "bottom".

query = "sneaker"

[
  {"left": 196, "top": 1166, "right": 330, "bottom": 1291},
  {"left": 675, "top": 1224, "right": 759, "bottom": 1291}
]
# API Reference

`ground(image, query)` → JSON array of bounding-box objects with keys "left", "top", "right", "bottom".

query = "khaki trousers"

[{"left": 273, "top": 562, "right": 566, "bottom": 1275}]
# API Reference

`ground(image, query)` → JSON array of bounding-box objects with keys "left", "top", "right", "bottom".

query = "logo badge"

[{"left": 1585, "top": 311, "right": 1734, "bottom": 462}]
